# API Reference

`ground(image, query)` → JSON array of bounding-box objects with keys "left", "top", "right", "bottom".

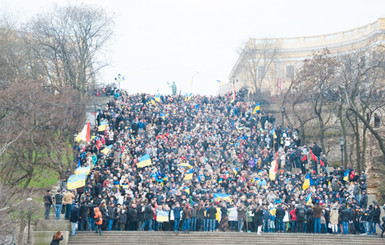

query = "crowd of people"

[{"left": 44, "top": 89, "right": 385, "bottom": 237}]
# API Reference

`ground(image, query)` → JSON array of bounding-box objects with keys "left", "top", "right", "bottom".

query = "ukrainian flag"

[
  {"left": 343, "top": 170, "right": 350, "bottom": 182},
  {"left": 150, "top": 97, "right": 156, "bottom": 104},
  {"left": 101, "top": 145, "right": 112, "bottom": 155},
  {"left": 213, "top": 193, "right": 231, "bottom": 202},
  {"left": 253, "top": 102, "right": 260, "bottom": 114},
  {"left": 218, "top": 178, "right": 223, "bottom": 184},
  {"left": 302, "top": 173, "right": 311, "bottom": 190},
  {"left": 155, "top": 94, "right": 161, "bottom": 102},
  {"left": 233, "top": 168, "right": 239, "bottom": 176},
  {"left": 306, "top": 192, "right": 312, "bottom": 205},
  {"left": 74, "top": 165, "right": 91, "bottom": 175},
  {"left": 137, "top": 154, "right": 152, "bottom": 168},
  {"left": 185, "top": 93, "right": 192, "bottom": 102},
  {"left": 180, "top": 186, "right": 190, "bottom": 194},
  {"left": 67, "top": 173, "right": 87, "bottom": 190},
  {"left": 98, "top": 124, "right": 107, "bottom": 132},
  {"left": 184, "top": 168, "right": 194, "bottom": 181},
  {"left": 159, "top": 113, "right": 165, "bottom": 120},
  {"left": 178, "top": 163, "right": 193, "bottom": 168},
  {"left": 156, "top": 210, "right": 169, "bottom": 222}
]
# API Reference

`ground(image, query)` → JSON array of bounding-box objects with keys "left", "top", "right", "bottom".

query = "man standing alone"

[{"left": 44, "top": 190, "right": 53, "bottom": 219}]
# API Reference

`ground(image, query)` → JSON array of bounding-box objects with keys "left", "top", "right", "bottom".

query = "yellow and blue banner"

[
  {"left": 101, "top": 145, "right": 112, "bottom": 155},
  {"left": 343, "top": 170, "right": 350, "bottom": 182},
  {"left": 156, "top": 210, "right": 169, "bottom": 222},
  {"left": 302, "top": 172, "right": 315, "bottom": 190},
  {"left": 67, "top": 172, "right": 87, "bottom": 190},
  {"left": 306, "top": 192, "right": 312, "bottom": 205},
  {"left": 178, "top": 163, "right": 193, "bottom": 168},
  {"left": 185, "top": 93, "right": 193, "bottom": 102},
  {"left": 184, "top": 168, "right": 194, "bottom": 181},
  {"left": 137, "top": 154, "right": 152, "bottom": 168},
  {"left": 213, "top": 193, "right": 231, "bottom": 202},
  {"left": 74, "top": 165, "right": 91, "bottom": 175},
  {"left": 253, "top": 102, "right": 260, "bottom": 114}
]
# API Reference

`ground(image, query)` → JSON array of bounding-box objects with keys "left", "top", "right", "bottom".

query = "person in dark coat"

[
  {"left": 206, "top": 203, "right": 217, "bottom": 232},
  {"left": 117, "top": 208, "right": 127, "bottom": 231},
  {"left": 128, "top": 203, "right": 138, "bottom": 231},
  {"left": 78, "top": 202, "right": 89, "bottom": 231},
  {"left": 70, "top": 203, "right": 80, "bottom": 236},
  {"left": 275, "top": 203, "right": 285, "bottom": 232},
  {"left": 140, "top": 203, "right": 153, "bottom": 231},
  {"left": 372, "top": 204, "right": 382, "bottom": 235},
  {"left": 360, "top": 190, "right": 368, "bottom": 209},
  {"left": 253, "top": 204, "right": 264, "bottom": 235},
  {"left": 295, "top": 204, "right": 306, "bottom": 233},
  {"left": 340, "top": 206, "right": 350, "bottom": 234}
]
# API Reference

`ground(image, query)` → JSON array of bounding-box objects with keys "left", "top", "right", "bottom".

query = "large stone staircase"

[{"left": 68, "top": 231, "right": 384, "bottom": 245}]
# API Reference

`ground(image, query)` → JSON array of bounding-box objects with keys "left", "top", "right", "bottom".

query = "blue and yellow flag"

[
  {"left": 67, "top": 173, "right": 87, "bottom": 190},
  {"left": 98, "top": 124, "right": 107, "bottom": 132},
  {"left": 343, "top": 170, "right": 350, "bottom": 182},
  {"left": 213, "top": 193, "right": 231, "bottom": 202},
  {"left": 150, "top": 97, "right": 156, "bottom": 105},
  {"left": 137, "top": 154, "right": 152, "bottom": 168},
  {"left": 306, "top": 192, "right": 312, "bottom": 205},
  {"left": 185, "top": 93, "right": 192, "bottom": 102},
  {"left": 155, "top": 94, "right": 161, "bottom": 102},
  {"left": 302, "top": 173, "right": 311, "bottom": 190},
  {"left": 253, "top": 102, "right": 260, "bottom": 114},
  {"left": 233, "top": 168, "right": 239, "bottom": 176},
  {"left": 74, "top": 165, "right": 91, "bottom": 175},
  {"left": 156, "top": 210, "right": 170, "bottom": 222},
  {"left": 101, "top": 145, "right": 112, "bottom": 155},
  {"left": 178, "top": 163, "right": 193, "bottom": 168},
  {"left": 184, "top": 168, "right": 194, "bottom": 181}
]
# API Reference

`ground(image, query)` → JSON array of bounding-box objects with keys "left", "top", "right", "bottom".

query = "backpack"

[{"left": 297, "top": 209, "right": 305, "bottom": 219}]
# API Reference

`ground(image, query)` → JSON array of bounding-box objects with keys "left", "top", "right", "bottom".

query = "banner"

[
  {"left": 137, "top": 154, "right": 152, "bottom": 168},
  {"left": 228, "top": 207, "right": 238, "bottom": 221},
  {"left": 67, "top": 172, "right": 86, "bottom": 190},
  {"left": 156, "top": 210, "right": 169, "bottom": 222},
  {"left": 74, "top": 165, "right": 90, "bottom": 175}
]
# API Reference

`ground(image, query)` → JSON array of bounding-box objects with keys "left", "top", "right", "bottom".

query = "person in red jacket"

[
  {"left": 290, "top": 207, "right": 297, "bottom": 233},
  {"left": 94, "top": 207, "right": 103, "bottom": 236}
]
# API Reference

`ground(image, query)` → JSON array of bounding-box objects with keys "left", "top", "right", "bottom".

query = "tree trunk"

[{"left": 17, "top": 213, "right": 25, "bottom": 245}]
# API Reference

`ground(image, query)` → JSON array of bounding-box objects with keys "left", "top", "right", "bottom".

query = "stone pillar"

[{"left": 365, "top": 127, "right": 385, "bottom": 200}]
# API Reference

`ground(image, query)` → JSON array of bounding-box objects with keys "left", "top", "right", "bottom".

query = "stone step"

[{"left": 68, "top": 232, "right": 385, "bottom": 245}]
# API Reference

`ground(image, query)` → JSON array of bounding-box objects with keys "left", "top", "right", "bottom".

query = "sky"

[{"left": 2, "top": 0, "right": 385, "bottom": 95}]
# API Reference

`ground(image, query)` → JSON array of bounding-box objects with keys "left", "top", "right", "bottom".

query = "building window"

[
  {"left": 286, "top": 65, "right": 294, "bottom": 79},
  {"left": 257, "top": 66, "right": 265, "bottom": 79}
]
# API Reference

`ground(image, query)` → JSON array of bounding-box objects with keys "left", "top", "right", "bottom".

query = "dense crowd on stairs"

[{"left": 43, "top": 89, "right": 385, "bottom": 237}]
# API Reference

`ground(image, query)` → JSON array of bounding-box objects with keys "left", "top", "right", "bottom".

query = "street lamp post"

[
  {"left": 281, "top": 106, "right": 285, "bottom": 128},
  {"left": 26, "top": 197, "right": 33, "bottom": 245},
  {"left": 339, "top": 136, "right": 345, "bottom": 168}
]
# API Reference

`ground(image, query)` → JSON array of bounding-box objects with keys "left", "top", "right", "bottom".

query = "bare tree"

[
  {"left": 27, "top": 4, "right": 114, "bottom": 92},
  {"left": 294, "top": 49, "right": 339, "bottom": 152},
  {"left": 241, "top": 39, "right": 280, "bottom": 101},
  {"left": 337, "top": 45, "right": 385, "bottom": 171},
  {"left": 0, "top": 184, "right": 40, "bottom": 245},
  {"left": 0, "top": 79, "right": 86, "bottom": 188}
]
